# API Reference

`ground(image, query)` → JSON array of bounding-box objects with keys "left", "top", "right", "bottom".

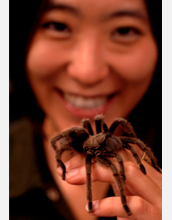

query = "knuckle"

[
  {"left": 125, "top": 161, "right": 142, "bottom": 178},
  {"left": 133, "top": 196, "right": 147, "bottom": 214},
  {"left": 100, "top": 197, "right": 117, "bottom": 216}
]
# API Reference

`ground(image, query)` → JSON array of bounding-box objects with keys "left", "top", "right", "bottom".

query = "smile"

[
  {"left": 64, "top": 93, "right": 109, "bottom": 109},
  {"left": 56, "top": 89, "right": 116, "bottom": 118}
]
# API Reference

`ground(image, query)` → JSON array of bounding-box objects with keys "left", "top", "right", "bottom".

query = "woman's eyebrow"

[
  {"left": 45, "top": 2, "right": 81, "bottom": 16},
  {"left": 102, "top": 9, "right": 148, "bottom": 22}
]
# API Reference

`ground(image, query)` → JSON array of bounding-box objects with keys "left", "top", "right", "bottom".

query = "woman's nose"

[{"left": 67, "top": 38, "right": 109, "bottom": 85}]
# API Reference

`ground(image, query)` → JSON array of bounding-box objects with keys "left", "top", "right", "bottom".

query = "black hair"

[
  {"left": 127, "top": 0, "right": 162, "bottom": 165},
  {"left": 9, "top": 0, "right": 162, "bottom": 165},
  {"left": 10, "top": 0, "right": 44, "bottom": 123}
]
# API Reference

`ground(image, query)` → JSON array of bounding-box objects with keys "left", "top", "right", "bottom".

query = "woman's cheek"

[
  {"left": 26, "top": 31, "right": 66, "bottom": 79},
  {"left": 26, "top": 45, "right": 55, "bottom": 78},
  {"left": 109, "top": 39, "right": 158, "bottom": 83}
]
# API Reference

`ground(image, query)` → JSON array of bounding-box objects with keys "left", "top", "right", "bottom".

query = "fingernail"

[
  {"left": 57, "top": 167, "right": 62, "bottom": 174},
  {"left": 64, "top": 160, "right": 70, "bottom": 170},
  {"left": 66, "top": 168, "right": 79, "bottom": 178},
  {"left": 92, "top": 200, "right": 99, "bottom": 211},
  {"left": 56, "top": 161, "right": 71, "bottom": 173},
  {"left": 86, "top": 200, "right": 99, "bottom": 212}
]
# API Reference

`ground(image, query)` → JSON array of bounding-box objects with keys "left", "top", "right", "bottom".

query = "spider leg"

[
  {"left": 95, "top": 115, "right": 104, "bottom": 133},
  {"left": 50, "top": 134, "right": 63, "bottom": 151},
  {"left": 100, "top": 152, "right": 126, "bottom": 183},
  {"left": 109, "top": 118, "right": 136, "bottom": 137},
  {"left": 51, "top": 136, "right": 73, "bottom": 180},
  {"left": 55, "top": 147, "right": 72, "bottom": 180},
  {"left": 56, "top": 158, "right": 66, "bottom": 180},
  {"left": 95, "top": 115, "right": 109, "bottom": 133},
  {"left": 123, "top": 142, "right": 146, "bottom": 175},
  {"left": 50, "top": 136, "right": 66, "bottom": 179},
  {"left": 102, "top": 122, "right": 108, "bottom": 132},
  {"left": 85, "top": 152, "right": 93, "bottom": 213},
  {"left": 115, "top": 154, "right": 126, "bottom": 183},
  {"left": 82, "top": 118, "right": 94, "bottom": 135},
  {"left": 96, "top": 155, "right": 131, "bottom": 216},
  {"left": 120, "top": 136, "right": 161, "bottom": 173}
]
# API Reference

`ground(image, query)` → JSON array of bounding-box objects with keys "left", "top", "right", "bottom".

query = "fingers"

[
  {"left": 57, "top": 155, "right": 115, "bottom": 184},
  {"left": 141, "top": 160, "right": 162, "bottom": 189},
  {"left": 87, "top": 196, "right": 162, "bottom": 220},
  {"left": 121, "top": 162, "right": 162, "bottom": 209},
  {"left": 57, "top": 154, "right": 161, "bottom": 191},
  {"left": 56, "top": 153, "right": 162, "bottom": 219},
  {"left": 57, "top": 152, "right": 86, "bottom": 184},
  {"left": 57, "top": 157, "right": 162, "bottom": 207}
]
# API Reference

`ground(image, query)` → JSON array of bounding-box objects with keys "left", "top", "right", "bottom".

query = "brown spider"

[{"left": 50, "top": 115, "right": 161, "bottom": 216}]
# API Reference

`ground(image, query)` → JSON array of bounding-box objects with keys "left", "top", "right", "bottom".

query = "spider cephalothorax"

[{"left": 50, "top": 115, "right": 161, "bottom": 216}]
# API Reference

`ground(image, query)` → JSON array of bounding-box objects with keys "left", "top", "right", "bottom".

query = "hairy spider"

[{"left": 50, "top": 115, "right": 161, "bottom": 216}]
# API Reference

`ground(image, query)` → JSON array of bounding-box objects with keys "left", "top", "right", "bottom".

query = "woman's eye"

[
  {"left": 111, "top": 27, "right": 141, "bottom": 42},
  {"left": 42, "top": 22, "right": 70, "bottom": 33}
]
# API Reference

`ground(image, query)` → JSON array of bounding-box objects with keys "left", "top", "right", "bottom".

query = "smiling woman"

[
  {"left": 26, "top": 0, "right": 158, "bottom": 128},
  {"left": 10, "top": 0, "right": 162, "bottom": 220}
]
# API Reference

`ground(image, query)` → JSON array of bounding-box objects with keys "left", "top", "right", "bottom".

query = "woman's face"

[{"left": 26, "top": 0, "right": 158, "bottom": 132}]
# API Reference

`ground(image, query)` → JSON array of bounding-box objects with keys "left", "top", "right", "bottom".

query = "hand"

[{"left": 57, "top": 151, "right": 162, "bottom": 220}]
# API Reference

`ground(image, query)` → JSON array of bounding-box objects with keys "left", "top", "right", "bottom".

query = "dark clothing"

[{"left": 9, "top": 118, "right": 116, "bottom": 220}]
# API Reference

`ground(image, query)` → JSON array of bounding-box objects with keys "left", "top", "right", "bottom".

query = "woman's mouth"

[
  {"left": 64, "top": 93, "right": 108, "bottom": 109},
  {"left": 56, "top": 89, "right": 116, "bottom": 118}
]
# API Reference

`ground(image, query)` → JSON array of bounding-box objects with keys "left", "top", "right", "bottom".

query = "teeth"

[{"left": 64, "top": 93, "right": 108, "bottom": 109}]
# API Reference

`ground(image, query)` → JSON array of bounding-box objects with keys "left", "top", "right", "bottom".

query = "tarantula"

[{"left": 50, "top": 115, "right": 161, "bottom": 216}]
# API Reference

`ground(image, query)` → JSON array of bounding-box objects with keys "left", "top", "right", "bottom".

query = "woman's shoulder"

[{"left": 10, "top": 117, "right": 42, "bottom": 198}]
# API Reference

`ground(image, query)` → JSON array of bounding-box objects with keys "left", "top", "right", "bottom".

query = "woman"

[{"left": 10, "top": 0, "right": 162, "bottom": 219}]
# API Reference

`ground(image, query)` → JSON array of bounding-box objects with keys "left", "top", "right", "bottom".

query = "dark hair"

[
  {"left": 10, "top": 0, "right": 44, "bottom": 123},
  {"left": 9, "top": 0, "right": 162, "bottom": 165},
  {"left": 127, "top": 0, "right": 162, "bottom": 165}
]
